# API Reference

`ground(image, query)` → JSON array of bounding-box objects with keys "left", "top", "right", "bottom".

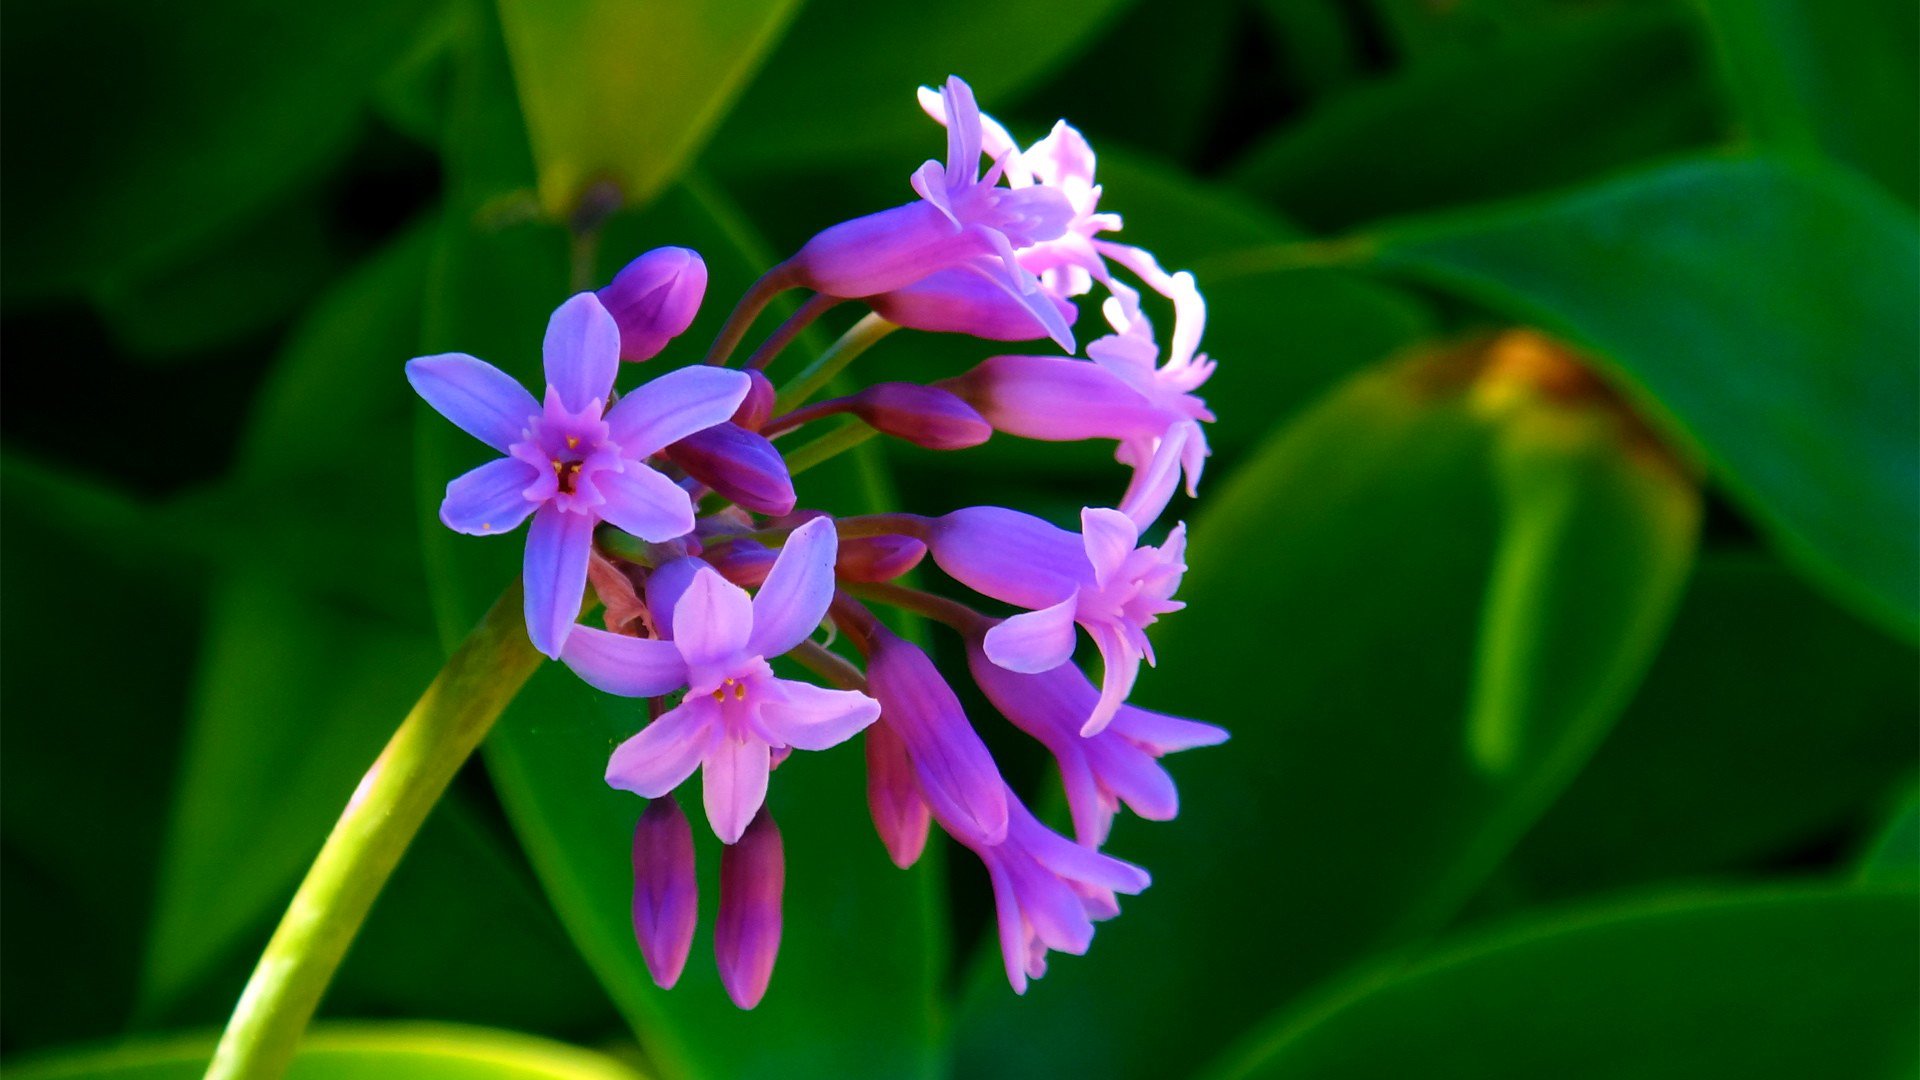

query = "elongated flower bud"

[
  {"left": 715, "top": 807, "right": 785, "bottom": 1009},
  {"left": 734, "top": 369, "right": 777, "bottom": 431},
  {"left": 865, "top": 719, "right": 932, "bottom": 867},
  {"left": 868, "top": 266, "right": 1078, "bottom": 341},
  {"left": 598, "top": 247, "right": 707, "bottom": 362},
  {"left": 836, "top": 534, "right": 927, "bottom": 582},
  {"left": 631, "top": 796, "right": 698, "bottom": 989},
  {"left": 849, "top": 383, "right": 993, "bottom": 449},
  {"left": 944, "top": 354, "right": 1167, "bottom": 442},
  {"left": 665, "top": 423, "right": 797, "bottom": 515},
  {"left": 865, "top": 628, "right": 1009, "bottom": 845}
]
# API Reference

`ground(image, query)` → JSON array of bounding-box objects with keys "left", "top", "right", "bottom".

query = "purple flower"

[
  {"left": 866, "top": 263, "right": 1079, "bottom": 342},
  {"left": 967, "top": 643, "right": 1226, "bottom": 845},
  {"left": 715, "top": 807, "right": 785, "bottom": 1009},
  {"left": 864, "top": 718, "right": 932, "bottom": 868},
  {"left": 631, "top": 795, "right": 698, "bottom": 989},
  {"left": 598, "top": 246, "right": 707, "bottom": 362},
  {"left": 928, "top": 506, "right": 1188, "bottom": 736},
  {"left": 561, "top": 517, "right": 881, "bottom": 842},
  {"left": 1087, "top": 277, "right": 1214, "bottom": 507},
  {"left": 790, "top": 77, "right": 1076, "bottom": 351},
  {"left": 408, "top": 293, "right": 751, "bottom": 657},
  {"left": 864, "top": 626, "right": 1010, "bottom": 846},
  {"left": 961, "top": 791, "right": 1149, "bottom": 994}
]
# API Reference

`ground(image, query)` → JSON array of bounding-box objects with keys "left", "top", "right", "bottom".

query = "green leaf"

[
  {"left": 0, "top": 0, "right": 443, "bottom": 302},
  {"left": 1227, "top": 9, "right": 1723, "bottom": 231},
  {"left": 416, "top": 10, "right": 940, "bottom": 1078},
  {"left": 1501, "top": 552, "right": 1918, "bottom": 903},
  {"left": 5, "top": 1023, "right": 646, "bottom": 1080},
  {"left": 704, "top": 0, "right": 1138, "bottom": 169},
  {"left": 1696, "top": 0, "right": 1919, "bottom": 205},
  {"left": 495, "top": 0, "right": 800, "bottom": 214},
  {"left": 1855, "top": 784, "right": 1920, "bottom": 886},
  {"left": 954, "top": 337, "right": 1700, "bottom": 1080},
  {"left": 1371, "top": 156, "right": 1920, "bottom": 637},
  {"left": 1216, "top": 885, "right": 1919, "bottom": 1080}
]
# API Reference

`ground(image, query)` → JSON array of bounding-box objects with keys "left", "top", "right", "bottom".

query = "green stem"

[
  {"left": 774, "top": 313, "right": 898, "bottom": 412},
  {"left": 204, "top": 584, "right": 543, "bottom": 1080},
  {"left": 783, "top": 420, "right": 880, "bottom": 476}
]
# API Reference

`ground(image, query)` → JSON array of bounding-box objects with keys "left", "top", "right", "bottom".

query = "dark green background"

[{"left": 2, "top": 1, "right": 1915, "bottom": 1077}]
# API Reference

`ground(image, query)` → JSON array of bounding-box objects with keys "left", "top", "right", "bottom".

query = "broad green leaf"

[
  {"left": 1501, "top": 552, "right": 1918, "bottom": 902},
  {"left": 0, "top": 0, "right": 442, "bottom": 302},
  {"left": 704, "top": 0, "right": 1137, "bottom": 169},
  {"left": 1856, "top": 785, "right": 1920, "bottom": 885},
  {"left": 417, "top": 10, "right": 939, "bottom": 1078},
  {"left": 1214, "top": 885, "right": 1920, "bottom": 1080},
  {"left": 1227, "top": 9, "right": 1722, "bottom": 231},
  {"left": 1696, "top": 0, "right": 1919, "bottom": 205},
  {"left": 954, "top": 336, "right": 1700, "bottom": 1080},
  {"left": 0, "top": 460, "right": 204, "bottom": 1052},
  {"left": 5, "top": 1023, "right": 645, "bottom": 1080},
  {"left": 496, "top": 0, "right": 800, "bottom": 214},
  {"left": 1371, "top": 156, "right": 1920, "bottom": 637}
]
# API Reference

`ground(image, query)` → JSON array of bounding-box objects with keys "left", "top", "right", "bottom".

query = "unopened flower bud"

[
  {"left": 631, "top": 796, "right": 698, "bottom": 989},
  {"left": 715, "top": 807, "right": 784, "bottom": 1009},
  {"left": 734, "top": 369, "right": 777, "bottom": 431},
  {"left": 836, "top": 534, "right": 927, "bottom": 582},
  {"left": 865, "top": 628, "right": 1008, "bottom": 845},
  {"left": 865, "top": 719, "right": 932, "bottom": 868},
  {"left": 665, "top": 423, "right": 797, "bottom": 516},
  {"left": 598, "top": 247, "right": 707, "bottom": 362},
  {"left": 850, "top": 383, "right": 992, "bottom": 450}
]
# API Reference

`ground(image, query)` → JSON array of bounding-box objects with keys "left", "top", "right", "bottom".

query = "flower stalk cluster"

[{"left": 411, "top": 75, "right": 1225, "bottom": 1008}]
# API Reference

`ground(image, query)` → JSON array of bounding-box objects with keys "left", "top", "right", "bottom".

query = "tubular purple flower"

[
  {"left": 862, "top": 625, "right": 1009, "bottom": 846},
  {"left": 631, "top": 795, "right": 699, "bottom": 989},
  {"left": 966, "top": 642, "right": 1226, "bottom": 844},
  {"left": 959, "top": 791, "right": 1149, "bottom": 994},
  {"left": 927, "top": 506, "right": 1189, "bottom": 735},
  {"left": 848, "top": 383, "right": 992, "bottom": 450},
  {"left": 715, "top": 807, "right": 784, "bottom": 1009},
  {"left": 867, "top": 264, "right": 1078, "bottom": 342},
  {"left": 408, "top": 293, "right": 751, "bottom": 657},
  {"left": 865, "top": 718, "right": 932, "bottom": 868},
  {"left": 598, "top": 246, "right": 707, "bottom": 362},
  {"left": 562, "top": 518, "right": 881, "bottom": 842},
  {"left": 664, "top": 423, "right": 797, "bottom": 516},
  {"left": 788, "top": 77, "right": 1076, "bottom": 352}
]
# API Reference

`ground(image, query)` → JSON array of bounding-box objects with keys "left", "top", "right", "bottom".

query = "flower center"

[
  {"left": 710, "top": 676, "right": 749, "bottom": 703},
  {"left": 551, "top": 457, "right": 584, "bottom": 494}
]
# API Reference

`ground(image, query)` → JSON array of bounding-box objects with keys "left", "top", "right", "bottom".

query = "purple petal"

[
  {"left": 945, "top": 354, "right": 1164, "bottom": 442},
  {"left": 1107, "top": 704, "right": 1230, "bottom": 753},
  {"left": 757, "top": 678, "right": 880, "bottom": 751},
  {"left": 865, "top": 721, "right": 932, "bottom": 869},
  {"left": 984, "top": 857, "right": 1030, "bottom": 995},
  {"left": 1079, "top": 507, "right": 1137, "bottom": 590},
  {"left": 715, "top": 808, "right": 784, "bottom": 1009},
  {"left": 523, "top": 504, "right": 595, "bottom": 658},
  {"left": 868, "top": 265, "right": 1075, "bottom": 342},
  {"left": 439, "top": 457, "right": 540, "bottom": 536},
  {"left": 605, "top": 365, "right": 752, "bottom": 459},
  {"left": 631, "top": 796, "right": 698, "bottom": 989},
  {"left": 645, "top": 556, "right": 706, "bottom": 638},
  {"left": 543, "top": 293, "right": 622, "bottom": 412},
  {"left": 866, "top": 631, "right": 1009, "bottom": 845},
  {"left": 670, "top": 568, "right": 755, "bottom": 675},
  {"left": 1084, "top": 622, "right": 1143, "bottom": 736},
  {"left": 407, "top": 353, "right": 538, "bottom": 452},
  {"left": 928, "top": 506, "right": 1090, "bottom": 608},
  {"left": 983, "top": 596, "right": 1080, "bottom": 673},
  {"left": 747, "top": 516, "right": 837, "bottom": 658},
  {"left": 703, "top": 734, "right": 771, "bottom": 844},
  {"left": 606, "top": 697, "right": 718, "bottom": 797},
  {"left": 1118, "top": 424, "right": 1190, "bottom": 531},
  {"left": 597, "top": 461, "right": 696, "bottom": 542},
  {"left": 560, "top": 625, "right": 687, "bottom": 698},
  {"left": 940, "top": 75, "right": 982, "bottom": 183}
]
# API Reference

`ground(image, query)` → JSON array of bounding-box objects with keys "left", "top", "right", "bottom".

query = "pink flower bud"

[
  {"left": 631, "top": 796, "right": 698, "bottom": 989},
  {"left": 850, "top": 383, "right": 992, "bottom": 450},
  {"left": 865, "top": 719, "right": 932, "bottom": 868},
  {"left": 836, "top": 534, "right": 927, "bottom": 582},
  {"left": 664, "top": 423, "right": 797, "bottom": 516},
  {"left": 868, "top": 266, "right": 1078, "bottom": 342},
  {"left": 734, "top": 369, "right": 777, "bottom": 431},
  {"left": 865, "top": 628, "right": 1008, "bottom": 845},
  {"left": 597, "top": 247, "right": 707, "bottom": 362},
  {"left": 715, "top": 807, "right": 784, "bottom": 1009}
]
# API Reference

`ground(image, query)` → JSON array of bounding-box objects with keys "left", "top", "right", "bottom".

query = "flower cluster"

[{"left": 410, "top": 76, "right": 1225, "bottom": 1009}]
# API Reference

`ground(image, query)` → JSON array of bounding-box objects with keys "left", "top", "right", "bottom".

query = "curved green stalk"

[{"left": 775, "top": 312, "right": 898, "bottom": 412}]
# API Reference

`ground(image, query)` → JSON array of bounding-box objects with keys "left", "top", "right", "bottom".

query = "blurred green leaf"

[
  {"left": 955, "top": 337, "right": 1699, "bottom": 1080},
  {"left": 1227, "top": 9, "right": 1722, "bottom": 231},
  {"left": 1696, "top": 0, "right": 1919, "bottom": 205},
  {"left": 415, "top": 9, "right": 941, "bottom": 1078},
  {"left": 1855, "top": 784, "right": 1920, "bottom": 886},
  {"left": 0, "top": 0, "right": 442, "bottom": 302},
  {"left": 1369, "top": 156, "right": 1920, "bottom": 637},
  {"left": 6, "top": 1023, "right": 645, "bottom": 1080},
  {"left": 1502, "top": 552, "right": 1918, "bottom": 902},
  {"left": 705, "top": 0, "right": 1138, "bottom": 169},
  {"left": 496, "top": 0, "right": 800, "bottom": 214},
  {"left": 1215, "top": 884, "right": 1920, "bottom": 1080}
]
